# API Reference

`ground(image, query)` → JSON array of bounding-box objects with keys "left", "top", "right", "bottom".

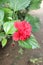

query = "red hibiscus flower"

[{"left": 12, "top": 20, "right": 32, "bottom": 41}]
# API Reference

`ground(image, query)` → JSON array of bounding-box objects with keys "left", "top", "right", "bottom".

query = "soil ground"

[{"left": 0, "top": 8, "right": 43, "bottom": 65}]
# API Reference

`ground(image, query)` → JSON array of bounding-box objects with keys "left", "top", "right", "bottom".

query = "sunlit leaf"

[
  {"left": 3, "top": 21, "right": 16, "bottom": 34},
  {"left": 2, "top": 38, "right": 7, "bottom": 47}
]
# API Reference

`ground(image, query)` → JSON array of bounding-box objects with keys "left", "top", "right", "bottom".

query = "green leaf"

[
  {"left": 9, "top": 0, "right": 31, "bottom": 11},
  {"left": 0, "top": 10, "right": 4, "bottom": 29},
  {"left": 0, "top": 32, "right": 5, "bottom": 41},
  {"left": 3, "top": 21, "right": 16, "bottom": 34},
  {"left": 0, "top": 0, "right": 9, "bottom": 7},
  {"left": 3, "top": 8, "right": 13, "bottom": 13},
  {"left": 18, "top": 34, "right": 40, "bottom": 49},
  {"left": 0, "top": 9, "right": 4, "bottom": 21},
  {"left": 0, "top": 0, "right": 31, "bottom": 11},
  {"left": 25, "top": 15, "right": 40, "bottom": 32},
  {"left": 3, "top": 8, "right": 13, "bottom": 21},
  {"left": 2, "top": 38, "right": 7, "bottom": 47},
  {"left": 29, "top": 0, "right": 42, "bottom": 10}
]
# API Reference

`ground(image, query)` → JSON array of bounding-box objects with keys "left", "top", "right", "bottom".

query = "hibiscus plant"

[{"left": 0, "top": 0, "right": 41, "bottom": 48}]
